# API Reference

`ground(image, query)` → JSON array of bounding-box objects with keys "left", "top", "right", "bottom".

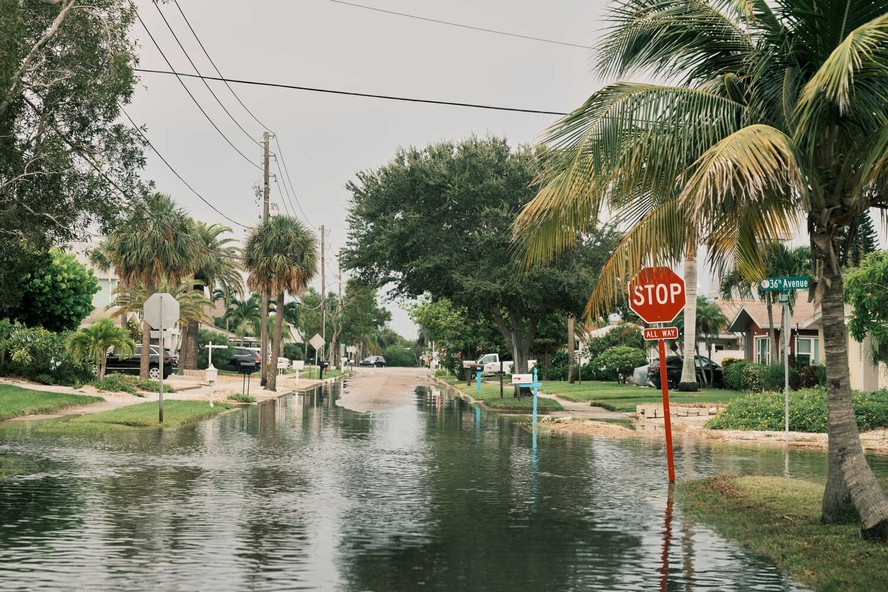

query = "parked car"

[
  {"left": 359, "top": 355, "right": 386, "bottom": 367},
  {"left": 648, "top": 355, "right": 723, "bottom": 389},
  {"left": 104, "top": 345, "right": 177, "bottom": 380},
  {"left": 225, "top": 347, "right": 262, "bottom": 372}
]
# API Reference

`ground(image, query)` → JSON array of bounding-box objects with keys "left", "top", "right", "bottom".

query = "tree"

[
  {"left": 846, "top": 251, "right": 888, "bottom": 364},
  {"left": 13, "top": 248, "right": 99, "bottom": 331},
  {"left": 407, "top": 295, "right": 500, "bottom": 372},
  {"left": 338, "top": 279, "right": 392, "bottom": 363},
  {"left": 100, "top": 193, "right": 199, "bottom": 379},
  {"left": 343, "top": 137, "right": 622, "bottom": 379},
  {"left": 695, "top": 297, "right": 728, "bottom": 386},
  {"left": 517, "top": 0, "right": 888, "bottom": 538},
  {"left": 180, "top": 221, "right": 242, "bottom": 370},
  {"left": 109, "top": 278, "right": 212, "bottom": 334},
  {"left": 66, "top": 318, "right": 133, "bottom": 381},
  {"left": 244, "top": 215, "right": 317, "bottom": 392},
  {"left": 225, "top": 295, "right": 261, "bottom": 337},
  {"left": 839, "top": 211, "right": 880, "bottom": 269},
  {"left": 0, "top": 0, "right": 144, "bottom": 311}
]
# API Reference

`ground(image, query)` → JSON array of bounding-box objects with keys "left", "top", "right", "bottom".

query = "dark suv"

[
  {"left": 225, "top": 347, "right": 262, "bottom": 372},
  {"left": 649, "top": 355, "right": 723, "bottom": 389},
  {"left": 105, "top": 345, "right": 177, "bottom": 380}
]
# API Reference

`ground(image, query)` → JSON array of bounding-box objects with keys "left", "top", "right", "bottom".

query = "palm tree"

[
  {"left": 516, "top": 1, "right": 888, "bottom": 537},
  {"left": 244, "top": 216, "right": 318, "bottom": 392},
  {"left": 695, "top": 297, "right": 728, "bottom": 386},
  {"left": 100, "top": 193, "right": 199, "bottom": 379},
  {"left": 66, "top": 318, "right": 134, "bottom": 381},
  {"left": 109, "top": 278, "right": 212, "bottom": 331},
  {"left": 180, "top": 221, "right": 243, "bottom": 370},
  {"left": 225, "top": 295, "right": 261, "bottom": 337}
]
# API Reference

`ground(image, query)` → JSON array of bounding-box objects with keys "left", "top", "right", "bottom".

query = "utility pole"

[
  {"left": 260, "top": 131, "right": 270, "bottom": 386},
  {"left": 320, "top": 224, "right": 326, "bottom": 361}
]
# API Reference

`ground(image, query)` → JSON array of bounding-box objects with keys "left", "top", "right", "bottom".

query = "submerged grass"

[
  {"left": 441, "top": 377, "right": 562, "bottom": 412},
  {"left": 541, "top": 380, "right": 745, "bottom": 411},
  {"left": 31, "top": 400, "right": 232, "bottom": 435},
  {"left": 679, "top": 475, "right": 888, "bottom": 592},
  {"left": 0, "top": 384, "right": 103, "bottom": 420}
]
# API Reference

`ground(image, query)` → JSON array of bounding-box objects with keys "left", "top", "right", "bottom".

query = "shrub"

[
  {"left": 0, "top": 323, "right": 92, "bottom": 385},
  {"left": 283, "top": 343, "right": 304, "bottom": 360},
  {"left": 229, "top": 393, "right": 256, "bottom": 403},
  {"left": 93, "top": 374, "right": 140, "bottom": 395},
  {"left": 763, "top": 363, "right": 800, "bottom": 390},
  {"left": 799, "top": 364, "right": 827, "bottom": 388},
  {"left": 383, "top": 345, "right": 416, "bottom": 367},
  {"left": 707, "top": 388, "right": 888, "bottom": 432},
  {"left": 582, "top": 324, "right": 644, "bottom": 361},
  {"left": 197, "top": 329, "right": 233, "bottom": 370},
  {"left": 720, "top": 357, "right": 743, "bottom": 370},
  {"left": 589, "top": 346, "right": 647, "bottom": 383}
]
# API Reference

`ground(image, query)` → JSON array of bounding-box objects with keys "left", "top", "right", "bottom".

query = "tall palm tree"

[
  {"left": 180, "top": 221, "right": 243, "bottom": 370},
  {"left": 244, "top": 216, "right": 318, "bottom": 392},
  {"left": 225, "top": 295, "right": 261, "bottom": 337},
  {"left": 66, "top": 318, "right": 134, "bottom": 381},
  {"left": 516, "top": 1, "right": 888, "bottom": 538},
  {"left": 101, "top": 193, "right": 199, "bottom": 379},
  {"left": 109, "top": 278, "right": 212, "bottom": 332}
]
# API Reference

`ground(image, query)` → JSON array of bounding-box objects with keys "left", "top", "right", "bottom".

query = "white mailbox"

[
  {"left": 205, "top": 366, "right": 218, "bottom": 383},
  {"left": 511, "top": 373, "right": 533, "bottom": 385}
]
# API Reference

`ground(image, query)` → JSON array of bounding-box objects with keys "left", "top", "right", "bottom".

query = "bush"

[
  {"left": 799, "top": 364, "right": 827, "bottom": 388},
  {"left": 582, "top": 324, "right": 644, "bottom": 361},
  {"left": 197, "top": 329, "right": 233, "bottom": 370},
  {"left": 589, "top": 346, "right": 647, "bottom": 383},
  {"left": 228, "top": 393, "right": 255, "bottom": 403},
  {"left": 720, "top": 357, "right": 743, "bottom": 370},
  {"left": 707, "top": 388, "right": 888, "bottom": 432},
  {"left": 762, "top": 364, "right": 800, "bottom": 390},
  {"left": 283, "top": 343, "right": 304, "bottom": 360},
  {"left": 383, "top": 345, "right": 416, "bottom": 367},
  {"left": 0, "top": 322, "right": 92, "bottom": 385},
  {"left": 92, "top": 374, "right": 174, "bottom": 395}
]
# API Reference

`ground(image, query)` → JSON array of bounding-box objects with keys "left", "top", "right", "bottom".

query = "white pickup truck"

[{"left": 472, "top": 353, "right": 537, "bottom": 376}]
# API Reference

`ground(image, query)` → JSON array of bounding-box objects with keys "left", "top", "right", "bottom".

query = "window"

[
  {"left": 796, "top": 337, "right": 820, "bottom": 365},
  {"left": 755, "top": 336, "right": 770, "bottom": 364}
]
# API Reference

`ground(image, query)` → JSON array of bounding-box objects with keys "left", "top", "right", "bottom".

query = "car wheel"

[{"left": 148, "top": 366, "right": 161, "bottom": 380}]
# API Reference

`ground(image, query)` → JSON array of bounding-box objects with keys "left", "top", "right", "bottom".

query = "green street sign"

[{"left": 760, "top": 276, "right": 809, "bottom": 291}]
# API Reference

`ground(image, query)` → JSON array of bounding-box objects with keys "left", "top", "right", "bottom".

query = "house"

[{"left": 724, "top": 290, "right": 887, "bottom": 391}]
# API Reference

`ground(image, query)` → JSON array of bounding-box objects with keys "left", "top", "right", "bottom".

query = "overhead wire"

[
  {"left": 150, "top": 0, "right": 261, "bottom": 148},
  {"left": 327, "top": 0, "right": 594, "bottom": 50},
  {"left": 122, "top": 108, "right": 250, "bottom": 229},
  {"left": 132, "top": 68, "right": 569, "bottom": 116},
  {"left": 272, "top": 135, "right": 315, "bottom": 226},
  {"left": 134, "top": 11, "right": 261, "bottom": 168},
  {"left": 271, "top": 175, "right": 293, "bottom": 217}
]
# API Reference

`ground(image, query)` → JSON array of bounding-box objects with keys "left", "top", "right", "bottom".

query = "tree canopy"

[
  {"left": 12, "top": 248, "right": 99, "bottom": 331},
  {"left": 343, "top": 136, "right": 621, "bottom": 371}
]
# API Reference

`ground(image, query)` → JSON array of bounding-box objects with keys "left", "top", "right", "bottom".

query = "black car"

[
  {"left": 105, "top": 345, "right": 177, "bottom": 380},
  {"left": 649, "top": 355, "right": 723, "bottom": 389},
  {"left": 359, "top": 355, "right": 386, "bottom": 367},
  {"left": 225, "top": 347, "right": 262, "bottom": 372}
]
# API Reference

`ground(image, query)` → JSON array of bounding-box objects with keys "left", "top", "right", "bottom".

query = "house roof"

[{"left": 722, "top": 291, "right": 820, "bottom": 332}]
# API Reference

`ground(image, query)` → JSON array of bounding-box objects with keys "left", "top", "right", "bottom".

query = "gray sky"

[{"left": 127, "top": 0, "right": 609, "bottom": 338}]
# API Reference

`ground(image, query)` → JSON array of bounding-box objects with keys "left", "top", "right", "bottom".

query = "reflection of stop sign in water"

[{"left": 628, "top": 267, "right": 686, "bottom": 323}]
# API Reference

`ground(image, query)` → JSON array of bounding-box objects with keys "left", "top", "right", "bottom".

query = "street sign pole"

[
  {"left": 783, "top": 295, "right": 790, "bottom": 434},
  {"left": 158, "top": 297, "right": 164, "bottom": 424},
  {"left": 658, "top": 330, "right": 676, "bottom": 482}
]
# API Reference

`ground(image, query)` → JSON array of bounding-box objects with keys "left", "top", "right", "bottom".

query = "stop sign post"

[{"left": 629, "top": 267, "right": 687, "bottom": 482}]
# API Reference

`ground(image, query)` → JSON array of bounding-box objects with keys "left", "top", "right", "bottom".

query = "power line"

[
  {"left": 151, "top": 0, "right": 260, "bottom": 147},
  {"left": 132, "top": 68, "right": 569, "bottom": 116},
  {"left": 328, "top": 0, "right": 594, "bottom": 50},
  {"left": 171, "top": 0, "right": 273, "bottom": 133},
  {"left": 271, "top": 175, "right": 293, "bottom": 217},
  {"left": 122, "top": 108, "right": 250, "bottom": 229},
  {"left": 272, "top": 135, "right": 315, "bottom": 226},
  {"left": 135, "top": 12, "right": 261, "bottom": 168}
]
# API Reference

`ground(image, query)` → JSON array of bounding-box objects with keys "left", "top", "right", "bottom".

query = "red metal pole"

[{"left": 659, "top": 338, "right": 676, "bottom": 482}]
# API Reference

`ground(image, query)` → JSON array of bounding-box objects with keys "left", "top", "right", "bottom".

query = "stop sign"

[
  {"left": 143, "top": 292, "right": 180, "bottom": 330},
  {"left": 628, "top": 267, "right": 686, "bottom": 323}
]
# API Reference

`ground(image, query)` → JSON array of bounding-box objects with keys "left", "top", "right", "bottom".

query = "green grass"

[
  {"left": 441, "top": 377, "right": 563, "bottom": 412},
  {"left": 679, "top": 475, "right": 888, "bottom": 592},
  {"left": 0, "top": 384, "right": 103, "bottom": 420},
  {"left": 541, "top": 380, "right": 746, "bottom": 412},
  {"left": 228, "top": 393, "right": 256, "bottom": 403},
  {"left": 0, "top": 456, "right": 39, "bottom": 481},
  {"left": 30, "top": 400, "right": 232, "bottom": 435}
]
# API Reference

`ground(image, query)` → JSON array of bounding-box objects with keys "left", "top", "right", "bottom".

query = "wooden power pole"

[
  {"left": 320, "top": 224, "right": 326, "bottom": 360},
  {"left": 260, "top": 131, "right": 270, "bottom": 386}
]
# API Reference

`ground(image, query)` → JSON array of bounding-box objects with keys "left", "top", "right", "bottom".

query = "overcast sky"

[{"left": 126, "top": 0, "right": 610, "bottom": 338}]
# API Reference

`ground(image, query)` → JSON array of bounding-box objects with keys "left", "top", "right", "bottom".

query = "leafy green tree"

[
  {"left": 338, "top": 280, "right": 392, "bottom": 362},
  {"left": 344, "top": 136, "right": 621, "bottom": 375},
  {"left": 846, "top": 251, "right": 888, "bottom": 365},
  {"left": 99, "top": 193, "right": 199, "bottom": 379},
  {"left": 0, "top": 1, "right": 144, "bottom": 311},
  {"left": 839, "top": 211, "right": 880, "bottom": 269},
  {"left": 66, "top": 318, "right": 133, "bottom": 381},
  {"left": 517, "top": 0, "right": 888, "bottom": 537},
  {"left": 13, "top": 248, "right": 99, "bottom": 331},
  {"left": 244, "top": 215, "right": 317, "bottom": 392},
  {"left": 590, "top": 346, "right": 647, "bottom": 384}
]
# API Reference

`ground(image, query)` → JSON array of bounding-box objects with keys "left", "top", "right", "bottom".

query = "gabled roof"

[{"left": 721, "top": 291, "right": 819, "bottom": 332}]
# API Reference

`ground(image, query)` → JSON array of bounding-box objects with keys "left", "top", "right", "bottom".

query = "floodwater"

[{"left": 1, "top": 376, "right": 880, "bottom": 591}]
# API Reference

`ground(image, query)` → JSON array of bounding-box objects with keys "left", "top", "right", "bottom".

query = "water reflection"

[{"left": 0, "top": 380, "right": 835, "bottom": 590}]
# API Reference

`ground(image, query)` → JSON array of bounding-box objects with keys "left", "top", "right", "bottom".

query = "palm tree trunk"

[
  {"left": 567, "top": 314, "right": 576, "bottom": 384},
  {"left": 819, "top": 257, "right": 888, "bottom": 538},
  {"left": 679, "top": 253, "right": 699, "bottom": 391},
  {"left": 140, "top": 280, "right": 155, "bottom": 380},
  {"left": 268, "top": 292, "right": 285, "bottom": 392},
  {"left": 181, "top": 318, "right": 199, "bottom": 370},
  {"left": 260, "top": 292, "right": 269, "bottom": 386},
  {"left": 766, "top": 294, "right": 779, "bottom": 364}
]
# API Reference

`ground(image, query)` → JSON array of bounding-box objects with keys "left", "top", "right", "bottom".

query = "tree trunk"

[
  {"left": 267, "top": 293, "right": 285, "bottom": 392},
  {"left": 679, "top": 254, "right": 699, "bottom": 391},
  {"left": 180, "top": 318, "right": 199, "bottom": 370},
  {"left": 567, "top": 314, "right": 576, "bottom": 384},
  {"left": 819, "top": 253, "right": 888, "bottom": 539},
  {"left": 260, "top": 292, "right": 269, "bottom": 386}
]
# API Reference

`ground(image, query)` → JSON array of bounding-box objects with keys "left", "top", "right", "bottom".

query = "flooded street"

[{"left": 2, "top": 371, "right": 881, "bottom": 590}]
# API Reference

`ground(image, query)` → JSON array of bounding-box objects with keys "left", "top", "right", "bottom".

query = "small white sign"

[
  {"left": 462, "top": 361, "right": 477, "bottom": 368},
  {"left": 511, "top": 373, "right": 533, "bottom": 385},
  {"left": 292, "top": 360, "right": 305, "bottom": 371},
  {"left": 277, "top": 357, "right": 290, "bottom": 370},
  {"left": 309, "top": 333, "right": 325, "bottom": 350}
]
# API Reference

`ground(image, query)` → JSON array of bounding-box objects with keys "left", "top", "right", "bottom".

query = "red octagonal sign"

[{"left": 628, "top": 267, "right": 687, "bottom": 323}]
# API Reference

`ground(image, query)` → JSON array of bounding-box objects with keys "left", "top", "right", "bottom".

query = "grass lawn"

[
  {"left": 541, "top": 380, "right": 746, "bottom": 412},
  {"left": 441, "top": 377, "right": 563, "bottom": 413},
  {"left": 31, "top": 400, "right": 232, "bottom": 435},
  {"left": 679, "top": 475, "right": 888, "bottom": 592},
  {"left": 0, "top": 384, "right": 103, "bottom": 420}
]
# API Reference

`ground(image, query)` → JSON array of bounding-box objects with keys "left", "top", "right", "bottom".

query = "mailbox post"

[{"left": 204, "top": 341, "right": 227, "bottom": 407}]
